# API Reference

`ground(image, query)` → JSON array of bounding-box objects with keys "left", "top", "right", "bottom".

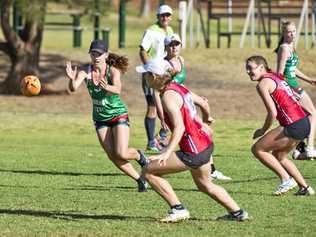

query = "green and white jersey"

[
  {"left": 140, "top": 22, "right": 173, "bottom": 59},
  {"left": 86, "top": 65, "right": 128, "bottom": 122},
  {"left": 171, "top": 58, "right": 187, "bottom": 85},
  {"left": 281, "top": 44, "right": 299, "bottom": 88}
]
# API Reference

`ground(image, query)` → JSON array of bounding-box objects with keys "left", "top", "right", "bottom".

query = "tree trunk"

[
  {"left": 139, "top": 0, "right": 151, "bottom": 18},
  {"left": 0, "top": 0, "right": 46, "bottom": 95}
]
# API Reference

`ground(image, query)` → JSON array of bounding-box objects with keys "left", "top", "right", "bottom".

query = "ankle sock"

[{"left": 171, "top": 204, "right": 185, "bottom": 210}]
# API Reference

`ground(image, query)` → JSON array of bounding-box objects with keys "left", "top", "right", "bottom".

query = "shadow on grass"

[
  {"left": 0, "top": 209, "right": 157, "bottom": 222},
  {"left": 0, "top": 169, "right": 123, "bottom": 177}
]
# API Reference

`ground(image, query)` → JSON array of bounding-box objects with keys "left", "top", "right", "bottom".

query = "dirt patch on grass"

[{"left": 1, "top": 50, "right": 316, "bottom": 121}]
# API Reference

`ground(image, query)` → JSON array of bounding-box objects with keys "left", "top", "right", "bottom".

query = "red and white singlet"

[
  {"left": 263, "top": 72, "right": 306, "bottom": 126},
  {"left": 162, "top": 82, "right": 211, "bottom": 154}
]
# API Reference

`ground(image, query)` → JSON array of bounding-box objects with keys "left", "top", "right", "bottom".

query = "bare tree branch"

[{"left": 0, "top": 0, "right": 23, "bottom": 56}]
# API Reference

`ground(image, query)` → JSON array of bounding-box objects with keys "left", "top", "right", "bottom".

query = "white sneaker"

[
  {"left": 305, "top": 148, "right": 316, "bottom": 160},
  {"left": 160, "top": 208, "right": 190, "bottom": 223},
  {"left": 292, "top": 149, "right": 301, "bottom": 160},
  {"left": 211, "top": 170, "right": 232, "bottom": 180},
  {"left": 274, "top": 178, "right": 297, "bottom": 196}
]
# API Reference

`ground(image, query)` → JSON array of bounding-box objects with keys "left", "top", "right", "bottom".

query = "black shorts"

[
  {"left": 176, "top": 143, "right": 214, "bottom": 169},
  {"left": 94, "top": 114, "right": 130, "bottom": 130},
  {"left": 141, "top": 74, "right": 155, "bottom": 106},
  {"left": 283, "top": 117, "right": 310, "bottom": 140}
]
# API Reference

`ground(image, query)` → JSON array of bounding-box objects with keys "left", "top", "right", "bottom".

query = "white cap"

[
  {"left": 164, "top": 33, "right": 182, "bottom": 46},
  {"left": 157, "top": 5, "right": 173, "bottom": 15},
  {"left": 136, "top": 58, "right": 172, "bottom": 76}
]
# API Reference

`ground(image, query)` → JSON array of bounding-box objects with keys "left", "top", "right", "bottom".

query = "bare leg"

[
  {"left": 112, "top": 125, "right": 140, "bottom": 161},
  {"left": 300, "top": 93, "right": 316, "bottom": 149},
  {"left": 96, "top": 127, "right": 140, "bottom": 181},
  {"left": 143, "top": 152, "right": 188, "bottom": 206},
  {"left": 251, "top": 126, "right": 293, "bottom": 182},
  {"left": 190, "top": 162, "right": 240, "bottom": 212},
  {"left": 274, "top": 150, "right": 308, "bottom": 188}
]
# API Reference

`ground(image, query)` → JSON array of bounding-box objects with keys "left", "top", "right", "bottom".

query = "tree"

[
  {"left": 139, "top": 0, "right": 151, "bottom": 18},
  {"left": 0, "top": 0, "right": 47, "bottom": 94}
]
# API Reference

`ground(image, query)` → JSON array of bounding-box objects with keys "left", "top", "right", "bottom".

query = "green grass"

[{"left": 0, "top": 111, "right": 316, "bottom": 237}]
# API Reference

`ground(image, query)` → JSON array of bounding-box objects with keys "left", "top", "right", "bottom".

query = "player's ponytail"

[{"left": 107, "top": 53, "right": 129, "bottom": 74}]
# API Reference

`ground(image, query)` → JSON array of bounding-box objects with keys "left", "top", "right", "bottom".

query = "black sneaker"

[
  {"left": 137, "top": 150, "right": 149, "bottom": 168},
  {"left": 295, "top": 186, "right": 315, "bottom": 196},
  {"left": 216, "top": 209, "right": 249, "bottom": 221},
  {"left": 137, "top": 176, "right": 148, "bottom": 192},
  {"left": 296, "top": 141, "right": 306, "bottom": 153}
]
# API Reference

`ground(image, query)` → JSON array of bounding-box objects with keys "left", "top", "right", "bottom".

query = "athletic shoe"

[
  {"left": 295, "top": 186, "right": 315, "bottom": 196},
  {"left": 160, "top": 208, "right": 190, "bottom": 223},
  {"left": 274, "top": 178, "right": 297, "bottom": 196},
  {"left": 147, "top": 139, "right": 162, "bottom": 152},
  {"left": 292, "top": 149, "right": 302, "bottom": 160},
  {"left": 137, "top": 176, "right": 148, "bottom": 192},
  {"left": 216, "top": 209, "right": 249, "bottom": 221},
  {"left": 137, "top": 150, "right": 149, "bottom": 168},
  {"left": 305, "top": 147, "right": 316, "bottom": 160},
  {"left": 211, "top": 170, "right": 232, "bottom": 180},
  {"left": 292, "top": 141, "right": 307, "bottom": 160},
  {"left": 155, "top": 134, "right": 169, "bottom": 148}
]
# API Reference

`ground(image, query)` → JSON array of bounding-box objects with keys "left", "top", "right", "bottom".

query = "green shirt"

[
  {"left": 86, "top": 65, "right": 128, "bottom": 122},
  {"left": 284, "top": 51, "right": 299, "bottom": 88},
  {"left": 172, "top": 59, "right": 187, "bottom": 85}
]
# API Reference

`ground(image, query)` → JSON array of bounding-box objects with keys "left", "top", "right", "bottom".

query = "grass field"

[{"left": 1, "top": 109, "right": 316, "bottom": 237}]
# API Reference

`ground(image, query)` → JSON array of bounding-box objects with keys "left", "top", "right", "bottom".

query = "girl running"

[
  {"left": 136, "top": 58, "right": 248, "bottom": 222},
  {"left": 65, "top": 40, "right": 148, "bottom": 192}
]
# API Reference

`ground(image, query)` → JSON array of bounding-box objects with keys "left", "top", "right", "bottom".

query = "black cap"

[{"left": 89, "top": 40, "right": 108, "bottom": 54}]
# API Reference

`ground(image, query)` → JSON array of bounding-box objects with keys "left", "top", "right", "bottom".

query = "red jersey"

[
  {"left": 162, "top": 82, "right": 211, "bottom": 154},
  {"left": 263, "top": 72, "right": 306, "bottom": 126}
]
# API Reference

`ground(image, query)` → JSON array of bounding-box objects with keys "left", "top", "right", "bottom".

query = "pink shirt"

[
  {"left": 163, "top": 82, "right": 211, "bottom": 154},
  {"left": 264, "top": 72, "right": 306, "bottom": 126}
]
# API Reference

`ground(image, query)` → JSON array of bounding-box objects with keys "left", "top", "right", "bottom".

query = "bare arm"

[
  {"left": 150, "top": 90, "right": 185, "bottom": 165},
  {"left": 295, "top": 68, "right": 316, "bottom": 85},
  {"left": 253, "top": 78, "right": 277, "bottom": 139},
  {"left": 191, "top": 91, "right": 214, "bottom": 124},
  {"left": 139, "top": 46, "right": 150, "bottom": 65},
  {"left": 276, "top": 45, "right": 290, "bottom": 75},
  {"left": 154, "top": 90, "right": 169, "bottom": 131},
  {"left": 99, "top": 67, "right": 122, "bottom": 94},
  {"left": 66, "top": 61, "right": 87, "bottom": 92}
]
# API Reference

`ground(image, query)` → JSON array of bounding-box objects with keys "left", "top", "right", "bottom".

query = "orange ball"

[{"left": 20, "top": 75, "right": 41, "bottom": 96}]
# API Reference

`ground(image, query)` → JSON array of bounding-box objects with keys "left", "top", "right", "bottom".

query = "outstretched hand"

[
  {"left": 65, "top": 61, "right": 77, "bottom": 80},
  {"left": 310, "top": 79, "right": 316, "bottom": 86}
]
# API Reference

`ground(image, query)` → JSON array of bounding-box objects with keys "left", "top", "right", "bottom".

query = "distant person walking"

[
  {"left": 66, "top": 40, "right": 148, "bottom": 192},
  {"left": 275, "top": 21, "right": 316, "bottom": 160},
  {"left": 139, "top": 4, "right": 174, "bottom": 152},
  {"left": 246, "top": 55, "right": 314, "bottom": 196},
  {"left": 136, "top": 58, "right": 249, "bottom": 222}
]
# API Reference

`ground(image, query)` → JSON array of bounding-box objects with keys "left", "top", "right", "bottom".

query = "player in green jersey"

[
  {"left": 275, "top": 21, "right": 316, "bottom": 160},
  {"left": 66, "top": 40, "right": 148, "bottom": 192}
]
